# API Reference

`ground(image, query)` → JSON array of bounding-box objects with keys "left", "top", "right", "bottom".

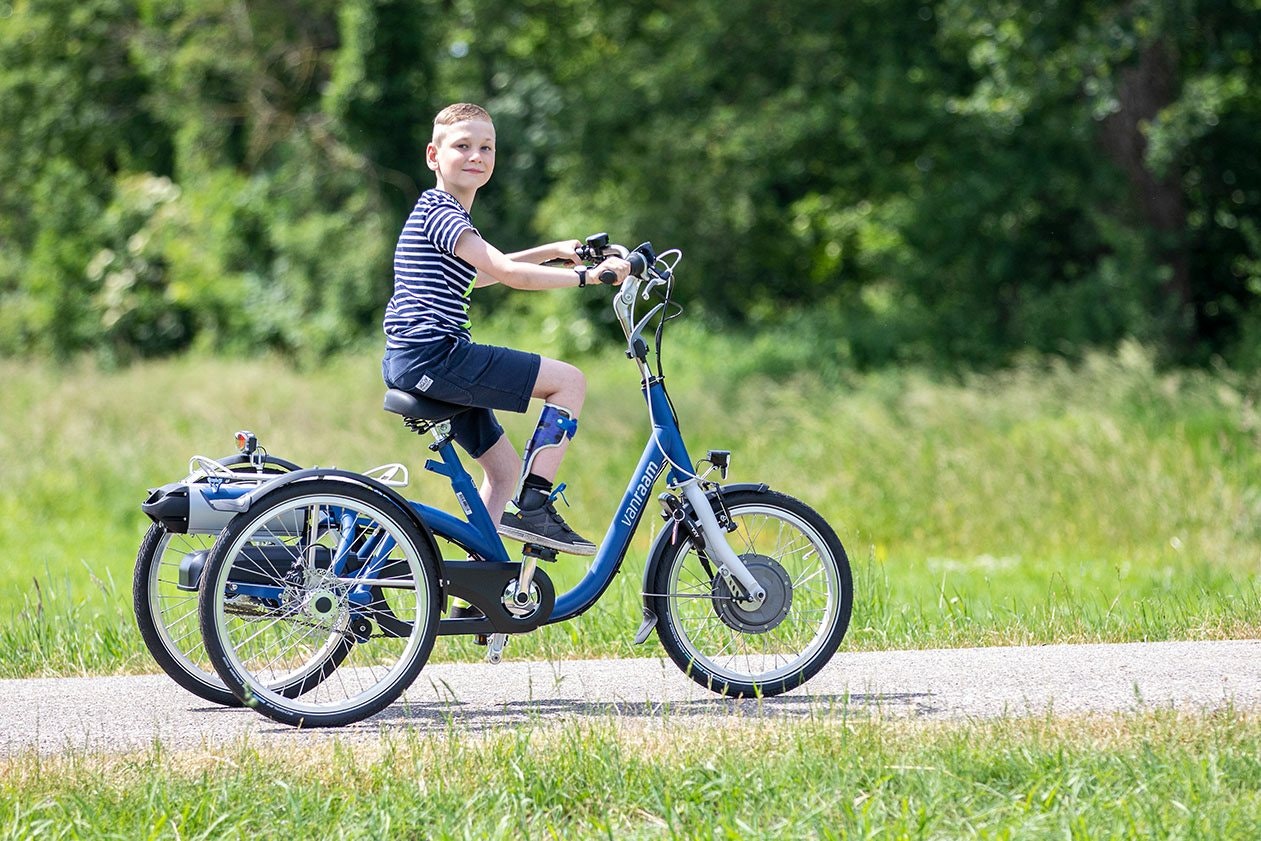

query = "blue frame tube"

[
  {"left": 547, "top": 438, "right": 666, "bottom": 621},
  {"left": 547, "top": 378, "right": 694, "bottom": 622},
  {"left": 406, "top": 502, "right": 511, "bottom": 562},
  {"left": 414, "top": 439, "right": 512, "bottom": 563}
]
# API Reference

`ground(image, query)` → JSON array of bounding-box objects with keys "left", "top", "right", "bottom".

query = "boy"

[{"left": 382, "top": 103, "right": 631, "bottom": 555}]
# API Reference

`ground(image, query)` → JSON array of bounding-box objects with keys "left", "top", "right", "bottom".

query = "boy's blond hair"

[{"left": 432, "top": 103, "right": 493, "bottom": 143}]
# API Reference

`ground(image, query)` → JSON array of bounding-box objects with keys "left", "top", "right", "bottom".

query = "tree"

[{"left": 0, "top": 0, "right": 166, "bottom": 355}]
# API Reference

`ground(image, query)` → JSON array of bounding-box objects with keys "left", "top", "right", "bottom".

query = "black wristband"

[{"left": 575, "top": 267, "right": 587, "bottom": 287}]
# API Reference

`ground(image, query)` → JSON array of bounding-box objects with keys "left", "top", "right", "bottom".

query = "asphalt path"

[{"left": 3, "top": 639, "right": 1258, "bottom": 757}]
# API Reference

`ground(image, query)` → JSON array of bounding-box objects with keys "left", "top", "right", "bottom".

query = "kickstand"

[{"left": 485, "top": 633, "right": 508, "bottom": 664}]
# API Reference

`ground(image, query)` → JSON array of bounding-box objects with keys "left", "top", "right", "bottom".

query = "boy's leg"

[
  {"left": 497, "top": 356, "right": 597, "bottom": 555},
  {"left": 520, "top": 357, "right": 586, "bottom": 481},
  {"left": 449, "top": 355, "right": 584, "bottom": 517},
  {"left": 473, "top": 434, "right": 522, "bottom": 521}
]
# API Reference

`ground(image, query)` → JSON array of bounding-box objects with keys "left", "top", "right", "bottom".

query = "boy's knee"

[{"left": 537, "top": 358, "right": 586, "bottom": 400}]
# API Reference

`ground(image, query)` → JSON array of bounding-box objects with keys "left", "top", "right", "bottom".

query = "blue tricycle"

[{"left": 139, "top": 237, "right": 853, "bottom": 727}]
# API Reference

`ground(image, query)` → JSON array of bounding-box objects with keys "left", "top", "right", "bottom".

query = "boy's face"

[{"left": 427, "top": 118, "right": 496, "bottom": 194}]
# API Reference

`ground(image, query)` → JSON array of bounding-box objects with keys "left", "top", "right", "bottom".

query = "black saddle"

[{"left": 383, "top": 389, "right": 467, "bottom": 422}]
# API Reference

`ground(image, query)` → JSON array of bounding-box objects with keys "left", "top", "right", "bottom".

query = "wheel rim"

[
  {"left": 208, "top": 493, "right": 432, "bottom": 717},
  {"left": 148, "top": 531, "right": 227, "bottom": 692},
  {"left": 664, "top": 503, "right": 841, "bottom": 684}
]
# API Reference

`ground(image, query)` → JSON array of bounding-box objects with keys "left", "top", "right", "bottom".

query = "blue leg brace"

[{"left": 515, "top": 403, "right": 578, "bottom": 499}]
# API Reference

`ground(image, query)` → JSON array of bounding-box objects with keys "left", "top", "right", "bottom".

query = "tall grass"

[
  {"left": 2, "top": 337, "right": 1260, "bottom": 676},
  {"left": 3, "top": 709, "right": 1261, "bottom": 837}
]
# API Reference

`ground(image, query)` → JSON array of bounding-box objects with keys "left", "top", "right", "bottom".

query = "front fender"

[{"left": 633, "top": 481, "right": 768, "bottom": 644}]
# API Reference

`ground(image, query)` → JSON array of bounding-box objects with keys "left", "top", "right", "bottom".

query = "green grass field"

[
  {"left": 4, "top": 710, "right": 1261, "bottom": 838},
  {"left": 2, "top": 337, "right": 1260, "bottom": 677},
  {"left": 4, "top": 337, "right": 1261, "bottom": 837}
]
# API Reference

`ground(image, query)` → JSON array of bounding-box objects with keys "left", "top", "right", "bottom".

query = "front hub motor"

[{"left": 712, "top": 555, "right": 793, "bottom": 634}]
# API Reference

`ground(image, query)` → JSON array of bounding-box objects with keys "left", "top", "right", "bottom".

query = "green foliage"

[{"left": 1, "top": 0, "right": 1260, "bottom": 367}]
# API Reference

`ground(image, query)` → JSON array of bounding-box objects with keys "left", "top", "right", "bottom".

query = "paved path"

[{"left": 3, "top": 639, "right": 1258, "bottom": 756}]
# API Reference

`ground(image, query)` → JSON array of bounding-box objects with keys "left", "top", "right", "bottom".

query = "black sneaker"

[{"left": 497, "top": 488, "right": 597, "bottom": 556}]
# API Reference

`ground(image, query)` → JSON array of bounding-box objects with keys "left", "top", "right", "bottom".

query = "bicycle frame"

[
  {"left": 407, "top": 244, "right": 770, "bottom": 624},
  {"left": 411, "top": 374, "right": 692, "bottom": 624}
]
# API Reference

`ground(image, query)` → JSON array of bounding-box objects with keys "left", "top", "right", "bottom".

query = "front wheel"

[
  {"left": 198, "top": 479, "right": 440, "bottom": 727},
  {"left": 649, "top": 488, "right": 852, "bottom": 698}
]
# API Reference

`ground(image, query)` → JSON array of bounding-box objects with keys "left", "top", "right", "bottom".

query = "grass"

[
  {"left": 3, "top": 337, "right": 1260, "bottom": 838},
  {"left": 3, "top": 708, "right": 1261, "bottom": 838},
  {"left": 2, "top": 336, "right": 1261, "bottom": 677}
]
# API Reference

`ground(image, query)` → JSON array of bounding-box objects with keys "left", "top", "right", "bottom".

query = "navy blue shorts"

[{"left": 382, "top": 338, "right": 540, "bottom": 458}]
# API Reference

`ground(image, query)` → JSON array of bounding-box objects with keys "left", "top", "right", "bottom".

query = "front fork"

[
  {"left": 677, "top": 481, "right": 767, "bottom": 607},
  {"left": 633, "top": 479, "right": 767, "bottom": 645}
]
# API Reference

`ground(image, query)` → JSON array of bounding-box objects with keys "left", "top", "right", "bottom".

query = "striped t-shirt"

[{"left": 383, "top": 189, "right": 480, "bottom": 348}]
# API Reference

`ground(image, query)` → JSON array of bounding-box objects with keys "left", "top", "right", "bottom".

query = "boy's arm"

[
  {"left": 475, "top": 240, "right": 582, "bottom": 287},
  {"left": 459, "top": 232, "right": 627, "bottom": 290},
  {"left": 506, "top": 240, "right": 583, "bottom": 265}
]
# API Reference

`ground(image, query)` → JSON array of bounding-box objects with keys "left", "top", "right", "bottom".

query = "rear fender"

[{"left": 221, "top": 468, "right": 444, "bottom": 579}]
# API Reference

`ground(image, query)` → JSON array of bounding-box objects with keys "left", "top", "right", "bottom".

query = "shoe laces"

[{"left": 547, "top": 482, "right": 570, "bottom": 508}]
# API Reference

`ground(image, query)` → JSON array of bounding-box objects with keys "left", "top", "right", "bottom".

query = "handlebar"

[{"left": 572, "top": 236, "right": 651, "bottom": 285}]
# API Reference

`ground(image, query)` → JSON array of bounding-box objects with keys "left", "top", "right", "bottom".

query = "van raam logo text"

[{"left": 620, "top": 462, "right": 661, "bottom": 528}]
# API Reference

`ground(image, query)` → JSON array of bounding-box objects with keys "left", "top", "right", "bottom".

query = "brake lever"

[{"left": 641, "top": 273, "right": 668, "bottom": 300}]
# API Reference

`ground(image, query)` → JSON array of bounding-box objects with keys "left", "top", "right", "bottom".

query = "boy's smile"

[{"left": 427, "top": 118, "right": 496, "bottom": 207}]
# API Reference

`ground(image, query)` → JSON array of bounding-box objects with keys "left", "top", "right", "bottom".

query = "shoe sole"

[{"left": 497, "top": 524, "right": 597, "bottom": 556}]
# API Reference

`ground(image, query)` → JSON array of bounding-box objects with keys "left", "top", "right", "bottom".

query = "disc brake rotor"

[{"left": 711, "top": 554, "right": 793, "bottom": 634}]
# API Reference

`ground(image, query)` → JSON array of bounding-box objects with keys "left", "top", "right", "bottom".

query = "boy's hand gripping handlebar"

[{"left": 575, "top": 233, "right": 649, "bottom": 284}]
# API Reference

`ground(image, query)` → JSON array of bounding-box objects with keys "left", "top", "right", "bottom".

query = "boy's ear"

[{"left": 425, "top": 142, "right": 439, "bottom": 172}]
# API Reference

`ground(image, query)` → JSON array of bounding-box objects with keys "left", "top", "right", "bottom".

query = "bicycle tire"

[
  {"left": 649, "top": 488, "right": 853, "bottom": 698},
  {"left": 199, "top": 479, "right": 441, "bottom": 727}
]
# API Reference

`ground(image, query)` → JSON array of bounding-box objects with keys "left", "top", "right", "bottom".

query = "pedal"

[
  {"left": 485, "top": 633, "right": 508, "bottom": 664},
  {"left": 522, "top": 544, "right": 559, "bottom": 563}
]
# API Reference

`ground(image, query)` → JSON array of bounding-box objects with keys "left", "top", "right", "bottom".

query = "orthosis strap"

[{"left": 516, "top": 403, "right": 578, "bottom": 499}]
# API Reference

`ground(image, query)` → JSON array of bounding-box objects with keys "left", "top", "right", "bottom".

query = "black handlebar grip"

[
  {"left": 596, "top": 249, "right": 650, "bottom": 283},
  {"left": 628, "top": 251, "right": 648, "bottom": 276}
]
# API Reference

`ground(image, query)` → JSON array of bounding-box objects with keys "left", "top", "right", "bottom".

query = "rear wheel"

[
  {"left": 132, "top": 454, "right": 300, "bottom": 706},
  {"left": 199, "top": 480, "right": 440, "bottom": 727},
  {"left": 650, "top": 488, "right": 852, "bottom": 697}
]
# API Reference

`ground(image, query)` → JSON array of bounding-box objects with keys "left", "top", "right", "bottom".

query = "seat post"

[
  {"left": 383, "top": 387, "right": 504, "bottom": 557},
  {"left": 419, "top": 424, "right": 503, "bottom": 552}
]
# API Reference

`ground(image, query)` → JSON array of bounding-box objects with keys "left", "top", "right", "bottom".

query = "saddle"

[{"left": 382, "top": 389, "right": 467, "bottom": 424}]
